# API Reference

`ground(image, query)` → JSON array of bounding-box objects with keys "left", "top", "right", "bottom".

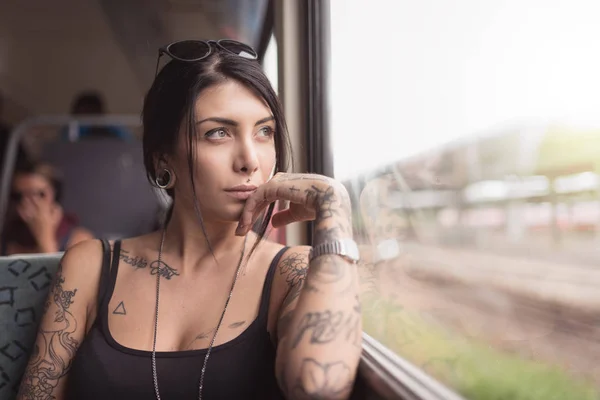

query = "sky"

[{"left": 329, "top": 0, "right": 600, "bottom": 181}]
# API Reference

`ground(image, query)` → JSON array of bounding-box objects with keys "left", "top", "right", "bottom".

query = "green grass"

[{"left": 361, "top": 293, "right": 600, "bottom": 400}]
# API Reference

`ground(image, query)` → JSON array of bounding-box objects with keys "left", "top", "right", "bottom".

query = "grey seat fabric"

[
  {"left": 41, "top": 140, "right": 163, "bottom": 239},
  {"left": 0, "top": 253, "right": 63, "bottom": 400}
]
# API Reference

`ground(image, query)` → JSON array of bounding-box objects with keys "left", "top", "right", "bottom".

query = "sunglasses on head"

[{"left": 155, "top": 39, "right": 258, "bottom": 76}]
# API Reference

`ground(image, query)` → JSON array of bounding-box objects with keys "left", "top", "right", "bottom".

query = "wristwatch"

[{"left": 309, "top": 238, "right": 360, "bottom": 264}]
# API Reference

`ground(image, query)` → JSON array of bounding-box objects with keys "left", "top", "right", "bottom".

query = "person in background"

[
  {"left": 1, "top": 162, "right": 94, "bottom": 255},
  {"left": 64, "top": 90, "right": 133, "bottom": 141}
]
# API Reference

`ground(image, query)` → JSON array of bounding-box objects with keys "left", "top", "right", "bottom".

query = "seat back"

[
  {"left": 42, "top": 140, "right": 162, "bottom": 239},
  {"left": 0, "top": 253, "right": 62, "bottom": 400}
]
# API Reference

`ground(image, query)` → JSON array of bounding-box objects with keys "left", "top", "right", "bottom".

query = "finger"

[
  {"left": 17, "top": 204, "right": 33, "bottom": 221},
  {"left": 19, "top": 199, "right": 35, "bottom": 214},
  {"left": 237, "top": 185, "right": 275, "bottom": 231},
  {"left": 239, "top": 182, "right": 310, "bottom": 228},
  {"left": 236, "top": 199, "right": 271, "bottom": 236},
  {"left": 271, "top": 207, "right": 315, "bottom": 227}
]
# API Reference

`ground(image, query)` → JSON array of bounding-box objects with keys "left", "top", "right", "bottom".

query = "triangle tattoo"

[{"left": 113, "top": 301, "right": 127, "bottom": 315}]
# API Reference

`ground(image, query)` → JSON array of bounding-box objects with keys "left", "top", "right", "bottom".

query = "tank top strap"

[
  {"left": 96, "top": 239, "right": 122, "bottom": 320},
  {"left": 257, "top": 246, "right": 289, "bottom": 326}
]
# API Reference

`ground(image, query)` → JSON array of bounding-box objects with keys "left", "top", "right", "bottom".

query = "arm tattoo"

[
  {"left": 18, "top": 265, "right": 80, "bottom": 399},
  {"left": 293, "top": 358, "right": 353, "bottom": 399},
  {"left": 305, "top": 185, "right": 342, "bottom": 221},
  {"left": 279, "top": 252, "right": 308, "bottom": 308},
  {"left": 291, "top": 306, "right": 361, "bottom": 349}
]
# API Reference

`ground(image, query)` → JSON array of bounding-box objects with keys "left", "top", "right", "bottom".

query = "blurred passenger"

[
  {"left": 63, "top": 90, "right": 133, "bottom": 141},
  {"left": 18, "top": 40, "right": 361, "bottom": 399},
  {"left": 1, "top": 162, "right": 93, "bottom": 255}
]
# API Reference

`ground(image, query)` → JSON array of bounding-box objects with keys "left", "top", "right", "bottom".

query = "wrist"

[
  {"left": 36, "top": 233, "right": 59, "bottom": 252},
  {"left": 313, "top": 218, "right": 353, "bottom": 245}
]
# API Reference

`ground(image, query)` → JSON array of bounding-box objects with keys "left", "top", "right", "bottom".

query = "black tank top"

[{"left": 66, "top": 240, "right": 288, "bottom": 399}]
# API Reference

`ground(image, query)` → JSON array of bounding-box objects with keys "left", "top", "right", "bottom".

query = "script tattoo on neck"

[
  {"left": 120, "top": 249, "right": 148, "bottom": 270},
  {"left": 120, "top": 248, "right": 179, "bottom": 279},
  {"left": 150, "top": 260, "right": 180, "bottom": 280}
]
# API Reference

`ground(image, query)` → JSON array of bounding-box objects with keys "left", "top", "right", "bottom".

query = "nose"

[{"left": 233, "top": 136, "right": 259, "bottom": 176}]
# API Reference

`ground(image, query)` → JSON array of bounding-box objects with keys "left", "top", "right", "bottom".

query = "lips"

[
  {"left": 224, "top": 184, "right": 257, "bottom": 200},
  {"left": 225, "top": 184, "right": 258, "bottom": 192}
]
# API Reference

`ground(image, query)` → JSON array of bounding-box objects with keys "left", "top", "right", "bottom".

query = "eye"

[
  {"left": 205, "top": 128, "right": 228, "bottom": 139},
  {"left": 257, "top": 126, "right": 275, "bottom": 137}
]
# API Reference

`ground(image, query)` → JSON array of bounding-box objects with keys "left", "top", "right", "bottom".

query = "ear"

[{"left": 153, "top": 154, "right": 171, "bottom": 171}]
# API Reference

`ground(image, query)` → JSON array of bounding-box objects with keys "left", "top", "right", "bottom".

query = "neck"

[{"left": 160, "top": 202, "right": 248, "bottom": 269}]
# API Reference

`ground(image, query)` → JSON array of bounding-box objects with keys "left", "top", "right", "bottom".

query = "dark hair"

[
  {"left": 142, "top": 46, "right": 291, "bottom": 253},
  {"left": 13, "top": 162, "right": 63, "bottom": 203},
  {"left": 71, "top": 91, "right": 105, "bottom": 114}
]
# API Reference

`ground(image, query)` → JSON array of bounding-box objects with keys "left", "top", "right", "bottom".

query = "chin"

[{"left": 213, "top": 203, "right": 245, "bottom": 223}]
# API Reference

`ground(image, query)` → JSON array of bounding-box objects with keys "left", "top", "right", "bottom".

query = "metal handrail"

[
  {"left": 360, "top": 332, "right": 466, "bottom": 400},
  {"left": 0, "top": 115, "right": 142, "bottom": 233}
]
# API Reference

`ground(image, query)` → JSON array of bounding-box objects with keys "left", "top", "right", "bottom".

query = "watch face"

[{"left": 342, "top": 238, "right": 360, "bottom": 262}]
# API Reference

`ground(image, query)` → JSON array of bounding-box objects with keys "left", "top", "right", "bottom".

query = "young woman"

[
  {"left": 1, "top": 162, "right": 93, "bottom": 255},
  {"left": 17, "top": 39, "right": 362, "bottom": 399}
]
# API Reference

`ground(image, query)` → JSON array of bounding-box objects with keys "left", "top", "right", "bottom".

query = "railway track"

[{"left": 369, "top": 243, "right": 600, "bottom": 386}]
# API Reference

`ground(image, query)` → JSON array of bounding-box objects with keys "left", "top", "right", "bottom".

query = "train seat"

[{"left": 0, "top": 252, "right": 63, "bottom": 400}]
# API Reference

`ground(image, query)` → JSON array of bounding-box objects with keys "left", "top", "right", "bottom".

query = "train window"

[
  {"left": 329, "top": 1, "right": 600, "bottom": 399},
  {"left": 263, "top": 34, "right": 278, "bottom": 93}
]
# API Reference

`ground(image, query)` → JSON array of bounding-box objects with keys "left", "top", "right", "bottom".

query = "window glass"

[
  {"left": 263, "top": 34, "right": 278, "bottom": 94},
  {"left": 330, "top": 1, "right": 600, "bottom": 399}
]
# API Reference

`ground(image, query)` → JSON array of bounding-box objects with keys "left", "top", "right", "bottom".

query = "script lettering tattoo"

[
  {"left": 120, "top": 249, "right": 148, "bottom": 270},
  {"left": 293, "top": 358, "right": 353, "bottom": 399},
  {"left": 18, "top": 264, "right": 80, "bottom": 399},
  {"left": 291, "top": 307, "right": 361, "bottom": 349},
  {"left": 149, "top": 260, "right": 179, "bottom": 280}
]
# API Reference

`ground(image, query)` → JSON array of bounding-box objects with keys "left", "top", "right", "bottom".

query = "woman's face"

[
  {"left": 11, "top": 173, "right": 56, "bottom": 208},
  {"left": 168, "top": 80, "right": 277, "bottom": 223}
]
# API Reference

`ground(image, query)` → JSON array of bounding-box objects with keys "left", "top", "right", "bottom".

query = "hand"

[
  {"left": 236, "top": 172, "right": 351, "bottom": 236},
  {"left": 17, "top": 197, "right": 63, "bottom": 242}
]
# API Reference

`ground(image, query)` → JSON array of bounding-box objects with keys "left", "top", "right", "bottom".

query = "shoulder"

[
  {"left": 58, "top": 239, "right": 106, "bottom": 311},
  {"left": 66, "top": 227, "right": 95, "bottom": 248},
  {"left": 60, "top": 239, "right": 105, "bottom": 280},
  {"left": 272, "top": 245, "right": 311, "bottom": 289}
]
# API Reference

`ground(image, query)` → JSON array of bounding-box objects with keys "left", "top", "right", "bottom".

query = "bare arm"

[
  {"left": 17, "top": 241, "right": 100, "bottom": 399},
  {"left": 237, "top": 173, "right": 362, "bottom": 399},
  {"left": 273, "top": 182, "right": 362, "bottom": 399}
]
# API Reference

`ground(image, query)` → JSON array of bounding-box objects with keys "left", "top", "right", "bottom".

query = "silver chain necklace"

[{"left": 151, "top": 228, "right": 247, "bottom": 400}]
